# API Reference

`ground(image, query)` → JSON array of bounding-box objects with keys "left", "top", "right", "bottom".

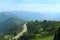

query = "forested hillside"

[
  {"left": 19, "top": 20, "right": 60, "bottom": 40},
  {"left": 0, "top": 12, "right": 26, "bottom": 38}
]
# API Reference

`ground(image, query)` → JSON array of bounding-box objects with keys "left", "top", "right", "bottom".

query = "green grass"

[
  {"left": 31, "top": 34, "right": 54, "bottom": 40},
  {"left": 2, "top": 35, "right": 11, "bottom": 40}
]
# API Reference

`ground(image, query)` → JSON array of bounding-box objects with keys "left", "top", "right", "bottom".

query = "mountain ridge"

[{"left": 0, "top": 12, "right": 26, "bottom": 36}]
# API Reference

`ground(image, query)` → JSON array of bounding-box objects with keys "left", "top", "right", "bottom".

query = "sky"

[{"left": 0, "top": 0, "right": 60, "bottom": 13}]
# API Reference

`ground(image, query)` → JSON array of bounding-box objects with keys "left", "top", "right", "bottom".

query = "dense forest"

[
  {"left": 0, "top": 17, "right": 25, "bottom": 40},
  {"left": 19, "top": 20, "right": 60, "bottom": 40},
  {"left": 1, "top": 20, "right": 60, "bottom": 40},
  {"left": 0, "top": 23, "right": 24, "bottom": 40}
]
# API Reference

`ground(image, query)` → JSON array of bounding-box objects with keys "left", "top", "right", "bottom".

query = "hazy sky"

[{"left": 0, "top": 0, "right": 60, "bottom": 13}]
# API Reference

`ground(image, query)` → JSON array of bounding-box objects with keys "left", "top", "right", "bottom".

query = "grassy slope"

[
  {"left": 0, "top": 35, "right": 11, "bottom": 40},
  {"left": 31, "top": 34, "right": 54, "bottom": 40}
]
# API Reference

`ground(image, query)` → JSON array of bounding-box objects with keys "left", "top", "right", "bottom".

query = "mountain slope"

[
  {"left": 0, "top": 12, "right": 17, "bottom": 23},
  {"left": 1, "top": 11, "right": 60, "bottom": 21},
  {"left": 0, "top": 17, "right": 25, "bottom": 33},
  {"left": 11, "top": 11, "right": 44, "bottom": 21},
  {"left": 11, "top": 11, "right": 60, "bottom": 21},
  {"left": 0, "top": 12, "right": 26, "bottom": 37}
]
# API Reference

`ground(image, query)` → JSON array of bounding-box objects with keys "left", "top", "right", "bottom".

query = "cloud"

[
  {"left": 0, "top": 0, "right": 56, "bottom": 4},
  {"left": 0, "top": 0, "right": 60, "bottom": 4},
  {"left": 0, "top": 0, "right": 60, "bottom": 13},
  {"left": 0, "top": 4, "right": 60, "bottom": 13},
  {"left": 22, "top": 0, "right": 43, "bottom": 3}
]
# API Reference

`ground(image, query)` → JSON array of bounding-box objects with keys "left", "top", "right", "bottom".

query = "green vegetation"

[
  {"left": 31, "top": 34, "right": 54, "bottom": 40},
  {"left": 19, "top": 20, "right": 60, "bottom": 40},
  {"left": 0, "top": 17, "right": 25, "bottom": 34},
  {"left": 1, "top": 20, "right": 60, "bottom": 40},
  {"left": 0, "top": 17, "right": 26, "bottom": 40},
  {"left": 0, "top": 35, "right": 11, "bottom": 40}
]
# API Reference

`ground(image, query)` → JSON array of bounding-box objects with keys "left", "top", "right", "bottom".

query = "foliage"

[{"left": 26, "top": 20, "right": 60, "bottom": 40}]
